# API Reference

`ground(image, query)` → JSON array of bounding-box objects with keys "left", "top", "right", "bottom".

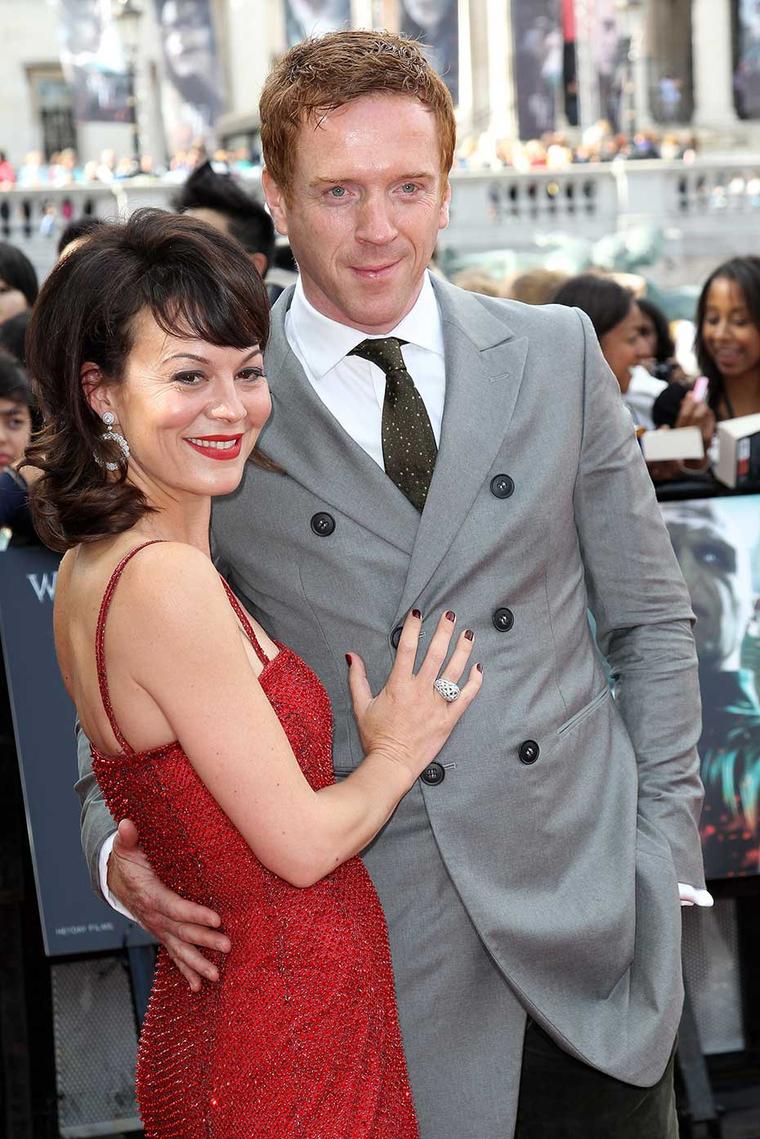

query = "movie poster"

[
  {"left": 572, "top": 0, "right": 627, "bottom": 130},
  {"left": 510, "top": 0, "right": 563, "bottom": 140},
  {"left": 735, "top": 0, "right": 760, "bottom": 119},
  {"left": 660, "top": 496, "right": 760, "bottom": 879},
  {"left": 400, "top": 0, "right": 459, "bottom": 104},
  {"left": 57, "top": 0, "right": 132, "bottom": 124},
  {"left": 284, "top": 0, "right": 351, "bottom": 46},
  {"left": 153, "top": 0, "right": 224, "bottom": 152}
]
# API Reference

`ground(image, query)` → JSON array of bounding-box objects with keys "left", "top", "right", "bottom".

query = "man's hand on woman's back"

[{"left": 108, "top": 818, "right": 230, "bottom": 991}]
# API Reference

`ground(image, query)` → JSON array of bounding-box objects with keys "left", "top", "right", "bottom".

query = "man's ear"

[
  {"left": 262, "top": 169, "right": 289, "bottom": 237},
  {"left": 250, "top": 251, "right": 269, "bottom": 279},
  {"left": 438, "top": 178, "right": 452, "bottom": 231},
  {"left": 81, "top": 363, "right": 115, "bottom": 422}
]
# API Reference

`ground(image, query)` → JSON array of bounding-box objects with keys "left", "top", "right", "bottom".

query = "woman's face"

[
  {"left": 0, "top": 278, "right": 29, "bottom": 323},
  {"left": 599, "top": 301, "right": 650, "bottom": 393},
  {"left": 701, "top": 276, "right": 760, "bottom": 381},
  {"left": 95, "top": 310, "right": 271, "bottom": 503},
  {"left": 0, "top": 397, "right": 32, "bottom": 469}
]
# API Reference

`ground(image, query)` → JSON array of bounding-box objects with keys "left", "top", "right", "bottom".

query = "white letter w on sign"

[{"left": 27, "top": 572, "right": 57, "bottom": 603}]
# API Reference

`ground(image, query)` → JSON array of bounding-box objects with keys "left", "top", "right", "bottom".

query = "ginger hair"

[{"left": 260, "top": 29, "right": 456, "bottom": 196}]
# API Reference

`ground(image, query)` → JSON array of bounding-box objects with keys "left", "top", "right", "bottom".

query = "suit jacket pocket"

[{"left": 557, "top": 686, "right": 610, "bottom": 737}]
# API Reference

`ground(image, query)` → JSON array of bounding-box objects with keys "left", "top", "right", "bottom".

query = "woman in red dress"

[{"left": 28, "top": 211, "right": 481, "bottom": 1137}]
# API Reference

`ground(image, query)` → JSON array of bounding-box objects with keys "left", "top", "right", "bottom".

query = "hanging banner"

[
  {"left": 400, "top": 0, "right": 459, "bottom": 104},
  {"left": 574, "top": 0, "right": 627, "bottom": 132},
  {"left": 0, "top": 547, "right": 153, "bottom": 955},
  {"left": 56, "top": 0, "right": 133, "bottom": 124},
  {"left": 511, "top": 0, "right": 563, "bottom": 140},
  {"left": 660, "top": 494, "right": 760, "bottom": 881},
  {"left": 735, "top": 0, "right": 760, "bottom": 119},
  {"left": 284, "top": 0, "right": 351, "bottom": 46},
  {"left": 154, "top": 0, "right": 225, "bottom": 153}
]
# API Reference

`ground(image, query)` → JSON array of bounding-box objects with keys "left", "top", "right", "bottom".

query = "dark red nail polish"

[
  {"left": 345, "top": 653, "right": 352, "bottom": 666},
  {"left": 476, "top": 662, "right": 483, "bottom": 673},
  {"left": 445, "top": 610, "right": 456, "bottom": 621},
  {"left": 412, "top": 608, "right": 421, "bottom": 619},
  {"left": 464, "top": 629, "right": 474, "bottom": 641}
]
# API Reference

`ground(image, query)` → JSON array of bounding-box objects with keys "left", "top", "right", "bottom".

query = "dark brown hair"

[
  {"left": 260, "top": 29, "right": 456, "bottom": 197},
  {"left": 26, "top": 209, "right": 270, "bottom": 552},
  {"left": 694, "top": 256, "right": 760, "bottom": 416}
]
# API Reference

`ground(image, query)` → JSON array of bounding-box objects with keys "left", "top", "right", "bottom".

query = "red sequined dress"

[{"left": 91, "top": 543, "right": 419, "bottom": 1138}]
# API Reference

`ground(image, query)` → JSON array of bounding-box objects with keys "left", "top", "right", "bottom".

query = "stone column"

[
  {"left": 692, "top": 0, "right": 739, "bottom": 128},
  {"left": 486, "top": 0, "right": 517, "bottom": 140}
]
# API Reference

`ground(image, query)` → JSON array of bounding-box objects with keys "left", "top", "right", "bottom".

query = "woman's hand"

[
  {"left": 346, "top": 610, "right": 482, "bottom": 782},
  {"left": 675, "top": 391, "right": 716, "bottom": 450}
]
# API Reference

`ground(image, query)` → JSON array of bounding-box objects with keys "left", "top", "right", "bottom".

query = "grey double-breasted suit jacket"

[{"left": 78, "top": 278, "right": 704, "bottom": 1138}]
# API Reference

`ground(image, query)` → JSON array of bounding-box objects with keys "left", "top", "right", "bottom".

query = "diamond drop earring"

[{"left": 101, "top": 411, "right": 130, "bottom": 471}]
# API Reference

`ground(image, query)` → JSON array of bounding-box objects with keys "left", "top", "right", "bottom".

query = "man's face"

[
  {"left": 263, "top": 94, "right": 450, "bottom": 334},
  {"left": 665, "top": 505, "right": 753, "bottom": 667}
]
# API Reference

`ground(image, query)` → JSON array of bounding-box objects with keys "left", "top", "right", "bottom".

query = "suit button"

[
  {"left": 390, "top": 625, "right": 403, "bottom": 649},
  {"left": 420, "top": 762, "right": 445, "bottom": 785},
  {"left": 490, "top": 474, "right": 515, "bottom": 499},
  {"left": 310, "top": 512, "right": 335, "bottom": 536},
  {"left": 519, "top": 740, "right": 540, "bottom": 765},
  {"left": 492, "top": 607, "right": 514, "bottom": 632}
]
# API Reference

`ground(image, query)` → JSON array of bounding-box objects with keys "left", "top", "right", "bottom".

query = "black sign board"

[{"left": 0, "top": 546, "right": 152, "bottom": 955}]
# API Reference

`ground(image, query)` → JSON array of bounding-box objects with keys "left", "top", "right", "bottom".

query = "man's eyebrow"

[{"left": 309, "top": 172, "right": 434, "bottom": 185}]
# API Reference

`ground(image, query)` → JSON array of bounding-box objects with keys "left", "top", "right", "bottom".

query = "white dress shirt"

[{"left": 285, "top": 271, "right": 446, "bottom": 468}]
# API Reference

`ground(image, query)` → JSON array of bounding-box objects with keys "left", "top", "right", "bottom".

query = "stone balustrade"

[{"left": 4, "top": 158, "right": 760, "bottom": 282}]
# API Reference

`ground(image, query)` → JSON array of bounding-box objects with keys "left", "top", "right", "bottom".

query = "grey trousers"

[{"left": 361, "top": 782, "right": 527, "bottom": 1139}]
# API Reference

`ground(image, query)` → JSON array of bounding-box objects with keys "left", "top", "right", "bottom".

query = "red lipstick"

[{"left": 185, "top": 434, "right": 243, "bottom": 461}]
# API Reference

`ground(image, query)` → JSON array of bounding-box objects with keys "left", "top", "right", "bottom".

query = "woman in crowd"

[
  {"left": 635, "top": 295, "right": 688, "bottom": 384},
  {"left": 0, "top": 357, "right": 38, "bottom": 545},
  {"left": 0, "top": 241, "right": 38, "bottom": 324},
  {"left": 28, "top": 210, "right": 481, "bottom": 1137},
  {"left": 695, "top": 255, "right": 760, "bottom": 420},
  {"left": 552, "top": 273, "right": 658, "bottom": 423}
]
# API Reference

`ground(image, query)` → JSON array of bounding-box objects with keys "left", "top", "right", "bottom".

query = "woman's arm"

[{"left": 107, "top": 543, "right": 480, "bottom": 888}]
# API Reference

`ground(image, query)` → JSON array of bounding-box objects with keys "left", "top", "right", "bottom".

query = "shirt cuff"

[
  {"left": 98, "top": 832, "right": 137, "bottom": 921},
  {"left": 678, "top": 882, "right": 714, "bottom": 908}
]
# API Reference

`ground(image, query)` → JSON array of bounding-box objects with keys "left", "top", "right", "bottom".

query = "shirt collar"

[{"left": 288, "top": 271, "right": 444, "bottom": 380}]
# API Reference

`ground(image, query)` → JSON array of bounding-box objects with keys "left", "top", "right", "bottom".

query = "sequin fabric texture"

[
  {"left": 348, "top": 337, "right": 437, "bottom": 512},
  {"left": 91, "top": 543, "right": 419, "bottom": 1138}
]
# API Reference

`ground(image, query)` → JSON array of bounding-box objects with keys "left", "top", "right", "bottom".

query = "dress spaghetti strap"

[
  {"left": 95, "top": 540, "right": 164, "bottom": 756},
  {"left": 95, "top": 541, "right": 272, "bottom": 755},
  {"left": 218, "top": 577, "right": 271, "bottom": 667}
]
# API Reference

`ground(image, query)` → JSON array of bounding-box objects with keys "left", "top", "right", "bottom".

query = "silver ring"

[{"left": 434, "top": 677, "right": 461, "bottom": 703}]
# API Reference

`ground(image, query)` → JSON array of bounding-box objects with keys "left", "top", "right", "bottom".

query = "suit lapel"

[
  {"left": 262, "top": 294, "right": 419, "bottom": 553},
  {"left": 395, "top": 279, "right": 529, "bottom": 619}
]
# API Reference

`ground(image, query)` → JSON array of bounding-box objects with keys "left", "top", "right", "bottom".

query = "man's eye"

[
  {"left": 401, "top": 183, "right": 418, "bottom": 193},
  {"left": 328, "top": 186, "right": 346, "bottom": 198}
]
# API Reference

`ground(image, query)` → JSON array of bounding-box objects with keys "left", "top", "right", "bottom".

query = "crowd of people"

[
  {"left": 0, "top": 120, "right": 699, "bottom": 194},
  {"left": 454, "top": 122, "right": 698, "bottom": 172},
  {"left": 2, "top": 168, "right": 760, "bottom": 538}
]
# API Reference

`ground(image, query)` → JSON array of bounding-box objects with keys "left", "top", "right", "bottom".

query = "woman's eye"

[
  {"left": 174, "top": 371, "right": 205, "bottom": 386},
  {"left": 237, "top": 368, "right": 265, "bottom": 382},
  {"left": 9, "top": 418, "right": 27, "bottom": 430}
]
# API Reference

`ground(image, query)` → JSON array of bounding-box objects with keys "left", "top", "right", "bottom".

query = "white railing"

[{"left": 6, "top": 157, "right": 760, "bottom": 280}]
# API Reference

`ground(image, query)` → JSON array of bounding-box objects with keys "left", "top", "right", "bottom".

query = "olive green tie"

[{"left": 348, "top": 337, "right": 437, "bottom": 512}]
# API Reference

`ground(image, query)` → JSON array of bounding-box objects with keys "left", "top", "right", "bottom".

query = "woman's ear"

[{"left": 81, "top": 363, "right": 114, "bottom": 422}]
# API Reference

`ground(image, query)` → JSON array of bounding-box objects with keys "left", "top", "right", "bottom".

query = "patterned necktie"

[{"left": 348, "top": 337, "right": 437, "bottom": 512}]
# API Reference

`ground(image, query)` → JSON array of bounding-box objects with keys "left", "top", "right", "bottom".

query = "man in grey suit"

[{"left": 77, "top": 29, "right": 708, "bottom": 1138}]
